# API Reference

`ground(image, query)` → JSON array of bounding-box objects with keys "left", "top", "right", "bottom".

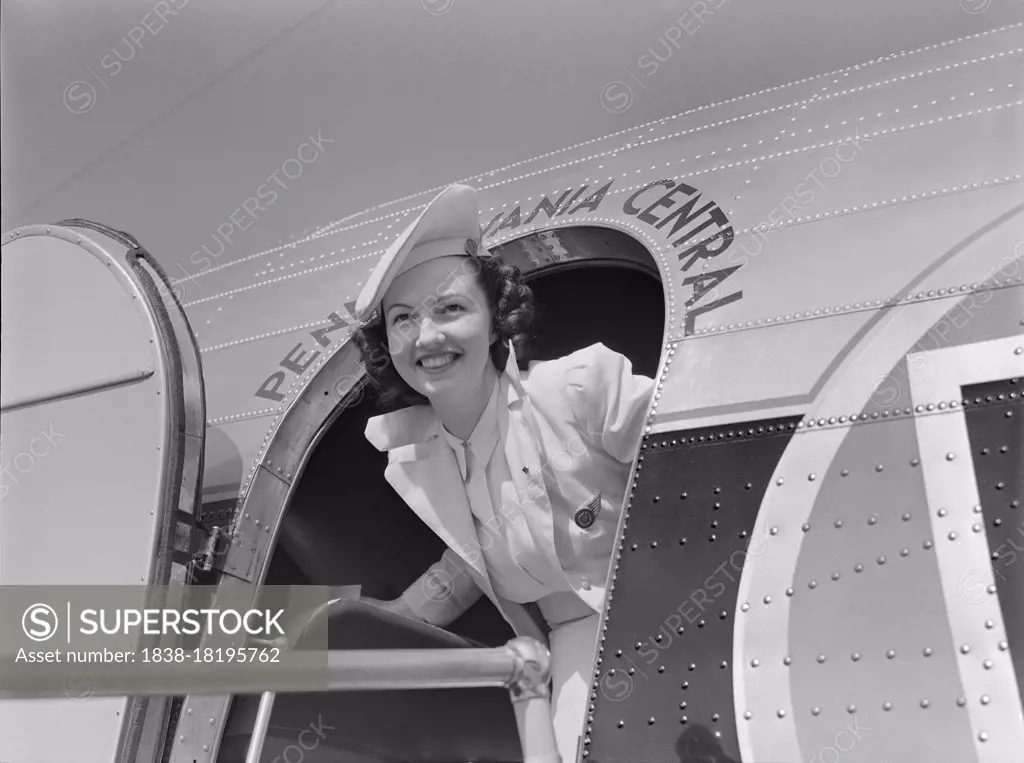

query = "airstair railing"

[
  {"left": 240, "top": 594, "right": 560, "bottom": 763},
  {"left": 0, "top": 596, "right": 562, "bottom": 763}
]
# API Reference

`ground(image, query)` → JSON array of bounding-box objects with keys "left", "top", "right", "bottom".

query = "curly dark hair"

[{"left": 351, "top": 254, "right": 536, "bottom": 410}]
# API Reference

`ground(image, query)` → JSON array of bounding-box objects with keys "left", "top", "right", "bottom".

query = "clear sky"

[{"left": 3, "top": 0, "right": 1019, "bottom": 281}]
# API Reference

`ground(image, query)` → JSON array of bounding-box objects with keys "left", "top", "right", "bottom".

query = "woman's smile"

[{"left": 417, "top": 351, "right": 462, "bottom": 372}]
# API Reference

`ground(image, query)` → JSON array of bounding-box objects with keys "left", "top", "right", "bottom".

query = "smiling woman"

[{"left": 345, "top": 183, "right": 656, "bottom": 760}]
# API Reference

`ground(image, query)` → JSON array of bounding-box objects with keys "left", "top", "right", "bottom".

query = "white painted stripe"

[{"left": 908, "top": 335, "right": 1024, "bottom": 761}]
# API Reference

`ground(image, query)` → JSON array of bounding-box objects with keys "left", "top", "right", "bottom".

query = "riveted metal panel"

[
  {"left": 593, "top": 401, "right": 1021, "bottom": 762},
  {"left": 737, "top": 95, "right": 1022, "bottom": 231},
  {"left": 653, "top": 311, "right": 871, "bottom": 426},
  {"left": 202, "top": 418, "right": 279, "bottom": 505},
  {"left": 786, "top": 414, "right": 975, "bottom": 763},
  {"left": 187, "top": 253, "right": 369, "bottom": 353},
  {"left": 200, "top": 330, "right": 302, "bottom": 422},
  {"left": 963, "top": 377, "right": 1024, "bottom": 708},
  {"left": 588, "top": 418, "right": 800, "bottom": 763}
]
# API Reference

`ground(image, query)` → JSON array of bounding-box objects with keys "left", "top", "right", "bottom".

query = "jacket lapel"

[
  {"left": 500, "top": 349, "right": 562, "bottom": 585},
  {"left": 365, "top": 407, "right": 491, "bottom": 586}
]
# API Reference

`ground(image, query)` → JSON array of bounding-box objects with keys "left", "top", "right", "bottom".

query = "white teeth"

[{"left": 420, "top": 353, "right": 456, "bottom": 369}]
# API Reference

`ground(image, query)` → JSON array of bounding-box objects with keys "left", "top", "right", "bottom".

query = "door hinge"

[
  {"left": 194, "top": 525, "right": 228, "bottom": 572},
  {"left": 175, "top": 509, "right": 230, "bottom": 573}
]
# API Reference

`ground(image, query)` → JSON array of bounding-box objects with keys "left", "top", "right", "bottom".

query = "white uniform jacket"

[{"left": 363, "top": 342, "right": 655, "bottom": 644}]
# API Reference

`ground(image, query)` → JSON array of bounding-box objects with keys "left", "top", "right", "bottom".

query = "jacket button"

[{"left": 581, "top": 579, "right": 592, "bottom": 591}]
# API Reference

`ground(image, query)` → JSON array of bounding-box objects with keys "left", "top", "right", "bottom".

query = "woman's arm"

[{"left": 367, "top": 549, "right": 483, "bottom": 627}]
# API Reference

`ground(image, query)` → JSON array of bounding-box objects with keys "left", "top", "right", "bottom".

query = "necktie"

[
  {"left": 461, "top": 440, "right": 472, "bottom": 484},
  {"left": 463, "top": 439, "right": 494, "bottom": 522}
]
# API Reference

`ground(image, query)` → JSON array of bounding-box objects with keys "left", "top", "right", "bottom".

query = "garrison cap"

[{"left": 354, "top": 183, "right": 483, "bottom": 322}]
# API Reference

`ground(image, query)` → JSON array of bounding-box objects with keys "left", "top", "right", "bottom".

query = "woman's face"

[{"left": 381, "top": 256, "right": 497, "bottom": 401}]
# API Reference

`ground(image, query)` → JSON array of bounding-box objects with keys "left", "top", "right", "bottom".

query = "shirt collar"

[{"left": 441, "top": 376, "right": 500, "bottom": 480}]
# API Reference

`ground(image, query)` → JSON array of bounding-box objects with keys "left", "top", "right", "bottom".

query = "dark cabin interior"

[{"left": 217, "top": 229, "right": 665, "bottom": 763}]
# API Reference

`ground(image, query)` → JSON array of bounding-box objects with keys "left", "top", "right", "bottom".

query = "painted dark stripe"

[{"left": 589, "top": 416, "right": 801, "bottom": 763}]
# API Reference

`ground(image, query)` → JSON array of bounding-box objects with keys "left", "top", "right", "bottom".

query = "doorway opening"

[
  {"left": 218, "top": 227, "right": 664, "bottom": 762},
  {"left": 270, "top": 226, "right": 663, "bottom": 633}
]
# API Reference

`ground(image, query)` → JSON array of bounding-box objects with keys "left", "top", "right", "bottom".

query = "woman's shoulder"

[
  {"left": 524, "top": 343, "right": 654, "bottom": 459},
  {"left": 522, "top": 342, "right": 628, "bottom": 401},
  {"left": 526, "top": 341, "right": 621, "bottom": 374},
  {"left": 364, "top": 403, "right": 437, "bottom": 451}
]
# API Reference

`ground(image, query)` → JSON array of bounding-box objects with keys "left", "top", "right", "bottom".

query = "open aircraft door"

[
  {"left": 0, "top": 220, "right": 207, "bottom": 763},
  {"left": 0, "top": 219, "right": 561, "bottom": 763}
]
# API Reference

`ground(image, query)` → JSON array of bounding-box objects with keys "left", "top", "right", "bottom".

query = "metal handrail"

[
  {"left": 244, "top": 691, "right": 276, "bottom": 763},
  {"left": 0, "top": 642, "right": 543, "bottom": 697},
  {"left": 0, "top": 638, "right": 560, "bottom": 763}
]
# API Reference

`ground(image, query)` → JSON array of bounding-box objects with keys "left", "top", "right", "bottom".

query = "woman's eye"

[
  {"left": 444, "top": 304, "right": 463, "bottom": 313},
  {"left": 391, "top": 313, "right": 409, "bottom": 325}
]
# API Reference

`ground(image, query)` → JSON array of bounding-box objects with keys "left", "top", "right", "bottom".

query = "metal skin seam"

[
  {"left": 471, "top": 77, "right": 1023, "bottom": 199},
  {"left": 245, "top": 23, "right": 1023, "bottom": 243},
  {"left": 639, "top": 387, "right": 1020, "bottom": 449},
  {"left": 167, "top": 36, "right": 1021, "bottom": 292},
  {"left": 182, "top": 99, "right": 1021, "bottom": 308}
]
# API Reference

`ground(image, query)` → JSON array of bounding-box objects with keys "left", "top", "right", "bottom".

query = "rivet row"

[{"left": 299, "top": 28, "right": 1024, "bottom": 251}]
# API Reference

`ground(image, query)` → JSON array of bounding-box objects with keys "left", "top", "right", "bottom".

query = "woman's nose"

[{"left": 417, "top": 317, "right": 446, "bottom": 346}]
